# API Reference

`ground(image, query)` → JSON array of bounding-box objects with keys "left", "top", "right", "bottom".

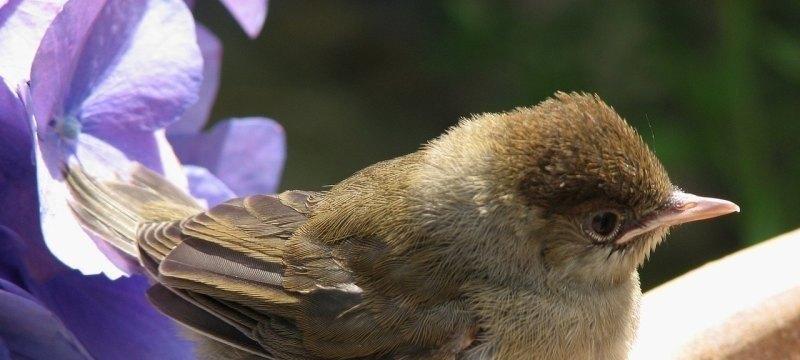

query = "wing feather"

[
  {"left": 146, "top": 284, "right": 267, "bottom": 357},
  {"left": 139, "top": 190, "right": 475, "bottom": 359},
  {"left": 138, "top": 192, "right": 317, "bottom": 358}
]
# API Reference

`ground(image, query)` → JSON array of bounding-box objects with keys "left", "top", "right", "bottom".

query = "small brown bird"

[{"left": 67, "top": 92, "right": 739, "bottom": 360}]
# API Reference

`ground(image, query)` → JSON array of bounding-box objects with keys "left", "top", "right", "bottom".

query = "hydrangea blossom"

[
  {"left": 1, "top": 78, "right": 195, "bottom": 359},
  {"left": 29, "top": 0, "right": 202, "bottom": 276},
  {"left": 0, "top": 0, "right": 283, "bottom": 357},
  {"left": 0, "top": 0, "right": 201, "bottom": 358}
]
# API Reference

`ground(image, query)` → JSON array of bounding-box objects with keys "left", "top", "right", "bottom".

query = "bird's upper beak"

[{"left": 616, "top": 191, "right": 740, "bottom": 245}]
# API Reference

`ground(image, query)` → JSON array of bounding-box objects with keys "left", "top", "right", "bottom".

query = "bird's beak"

[{"left": 616, "top": 191, "right": 740, "bottom": 245}]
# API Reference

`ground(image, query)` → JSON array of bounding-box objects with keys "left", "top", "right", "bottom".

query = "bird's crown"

[{"left": 496, "top": 92, "right": 673, "bottom": 215}]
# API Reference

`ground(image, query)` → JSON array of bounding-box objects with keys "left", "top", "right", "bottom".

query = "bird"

[{"left": 65, "top": 92, "right": 739, "bottom": 360}]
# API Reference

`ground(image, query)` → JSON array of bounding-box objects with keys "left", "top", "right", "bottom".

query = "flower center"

[{"left": 51, "top": 115, "right": 82, "bottom": 140}]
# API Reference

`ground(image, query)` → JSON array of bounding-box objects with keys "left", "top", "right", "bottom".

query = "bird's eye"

[{"left": 584, "top": 210, "right": 623, "bottom": 242}]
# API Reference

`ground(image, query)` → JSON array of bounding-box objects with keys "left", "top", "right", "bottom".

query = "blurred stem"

[{"left": 718, "top": 0, "right": 783, "bottom": 244}]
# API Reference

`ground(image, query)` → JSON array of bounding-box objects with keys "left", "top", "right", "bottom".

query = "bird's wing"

[
  {"left": 140, "top": 192, "right": 312, "bottom": 313},
  {"left": 138, "top": 191, "right": 325, "bottom": 359},
  {"left": 141, "top": 191, "right": 475, "bottom": 359},
  {"left": 67, "top": 162, "right": 475, "bottom": 358},
  {"left": 283, "top": 233, "right": 477, "bottom": 360}
]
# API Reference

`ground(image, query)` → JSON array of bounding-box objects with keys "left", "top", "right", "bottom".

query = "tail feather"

[
  {"left": 126, "top": 163, "right": 202, "bottom": 208},
  {"left": 65, "top": 162, "right": 203, "bottom": 259}
]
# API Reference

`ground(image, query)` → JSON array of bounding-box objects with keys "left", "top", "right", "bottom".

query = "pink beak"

[{"left": 616, "top": 191, "right": 740, "bottom": 245}]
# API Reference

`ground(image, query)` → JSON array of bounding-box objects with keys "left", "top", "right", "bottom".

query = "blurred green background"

[{"left": 195, "top": 1, "right": 799, "bottom": 290}]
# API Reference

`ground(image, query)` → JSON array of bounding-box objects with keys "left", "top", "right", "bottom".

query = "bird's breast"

[{"left": 462, "top": 275, "right": 641, "bottom": 360}]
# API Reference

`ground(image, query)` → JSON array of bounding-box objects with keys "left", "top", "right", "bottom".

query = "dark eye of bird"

[{"left": 584, "top": 210, "right": 622, "bottom": 242}]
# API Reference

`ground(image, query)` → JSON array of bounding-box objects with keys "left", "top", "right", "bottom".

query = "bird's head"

[{"left": 417, "top": 92, "right": 739, "bottom": 289}]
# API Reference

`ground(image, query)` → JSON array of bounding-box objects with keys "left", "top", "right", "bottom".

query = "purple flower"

[
  {"left": 183, "top": 164, "right": 236, "bottom": 207},
  {"left": 0, "top": 226, "right": 89, "bottom": 360},
  {"left": 170, "top": 118, "right": 286, "bottom": 203},
  {"left": 0, "top": 0, "right": 283, "bottom": 357},
  {"left": 1, "top": 79, "right": 194, "bottom": 359},
  {"left": 168, "top": 22, "right": 286, "bottom": 207},
  {"left": 29, "top": 0, "right": 202, "bottom": 276},
  {"left": 0, "top": 0, "right": 203, "bottom": 357}
]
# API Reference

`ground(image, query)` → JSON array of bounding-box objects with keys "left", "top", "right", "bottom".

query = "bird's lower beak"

[{"left": 616, "top": 191, "right": 740, "bottom": 245}]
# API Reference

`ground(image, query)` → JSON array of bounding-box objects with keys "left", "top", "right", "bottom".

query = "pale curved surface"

[{"left": 631, "top": 228, "right": 800, "bottom": 359}]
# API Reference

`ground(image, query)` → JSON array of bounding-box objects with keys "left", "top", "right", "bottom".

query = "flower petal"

[
  {"left": 33, "top": 130, "right": 127, "bottom": 277},
  {"left": 0, "top": 226, "right": 33, "bottom": 293},
  {"left": 0, "top": 227, "right": 89, "bottom": 360},
  {"left": 219, "top": 0, "right": 268, "bottom": 38},
  {"left": 30, "top": 0, "right": 202, "bottom": 133},
  {"left": 42, "top": 271, "right": 195, "bottom": 359},
  {"left": 34, "top": 176, "right": 125, "bottom": 278},
  {"left": 184, "top": 165, "right": 236, "bottom": 207},
  {"left": 211, "top": 118, "right": 284, "bottom": 195},
  {"left": 0, "top": 0, "right": 66, "bottom": 86},
  {"left": 0, "top": 279, "right": 90, "bottom": 360},
  {"left": 84, "top": 129, "right": 188, "bottom": 190},
  {"left": 1, "top": 218, "right": 187, "bottom": 360},
  {"left": 169, "top": 117, "right": 285, "bottom": 196},
  {"left": 0, "top": 78, "right": 27, "bottom": 141},
  {"left": 169, "top": 24, "right": 222, "bottom": 134},
  {"left": 35, "top": 128, "right": 189, "bottom": 276},
  {"left": 0, "top": 82, "right": 34, "bottom": 225}
]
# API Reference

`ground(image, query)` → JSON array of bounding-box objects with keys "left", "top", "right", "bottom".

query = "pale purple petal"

[
  {"left": 169, "top": 24, "right": 222, "bottom": 134},
  {"left": 29, "top": 101, "right": 130, "bottom": 276},
  {"left": 0, "top": 279, "right": 90, "bottom": 360},
  {"left": 153, "top": 130, "right": 191, "bottom": 191},
  {"left": 33, "top": 129, "right": 188, "bottom": 275},
  {"left": 219, "top": 0, "right": 267, "bottom": 38},
  {"left": 30, "top": 0, "right": 202, "bottom": 133},
  {"left": 34, "top": 137, "right": 125, "bottom": 277},
  {"left": 84, "top": 228, "right": 143, "bottom": 276},
  {"left": 42, "top": 272, "right": 195, "bottom": 359},
  {"left": 213, "top": 118, "right": 284, "bottom": 195},
  {"left": 184, "top": 165, "right": 235, "bottom": 207},
  {"left": 85, "top": 129, "right": 188, "bottom": 189},
  {"left": 169, "top": 118, "right": 285, "bottom": 195},
  {"left": 0, "top": 0, "right": 66, "bottom": 85}
]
